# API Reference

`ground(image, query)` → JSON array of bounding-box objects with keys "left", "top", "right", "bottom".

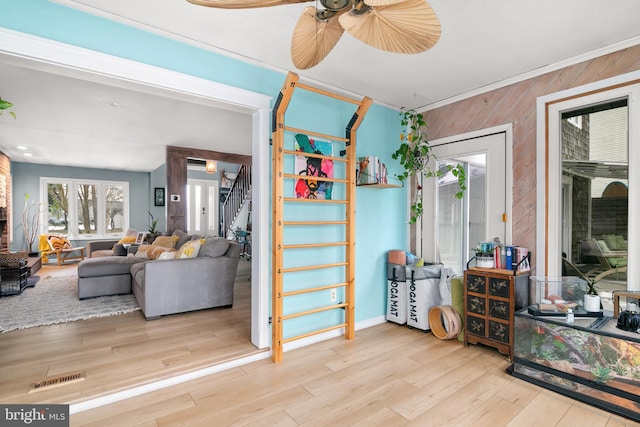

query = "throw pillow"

[
  {"left": 151, "top": 235, "right": 179, "bottom": 248},
  {"left": 176, "top": 239, "right": 203, "bottom": 258},
  {"left": 157, "top": 251, "right": 177, "bottom": 260},
  {"left": 199, "top": 237, "right": 230, "bottom": 258},
  {"left": 47, "top": 235, "right": 72, "bottom": 251},
  {"left": 124, "top": 228, "right": 138, "bottom": 237},
  {"left": 147, "top": 246, "right": 176, "bottom": 260},
  {"left": 117, "top": 235, "right": 137, "bottom": 245},
  {"left": 134, "top": 245, "right": 152, "bottom": 258}
]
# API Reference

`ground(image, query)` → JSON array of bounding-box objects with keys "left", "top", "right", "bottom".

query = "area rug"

[{"left": 0, "top": 275, "right": 140, "bottom": 333}]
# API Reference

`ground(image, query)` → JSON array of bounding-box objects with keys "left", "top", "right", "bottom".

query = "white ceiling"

[{"left": 2, "top": 0, "right": 640, "bottom": 171}]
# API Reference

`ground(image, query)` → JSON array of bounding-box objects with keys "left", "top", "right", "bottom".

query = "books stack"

[
  {"left": 357, "top": 156, "right": 387, "bottom": 185},
  {"left": 493, "top": 245, "right": 531, "bottom": 272}
]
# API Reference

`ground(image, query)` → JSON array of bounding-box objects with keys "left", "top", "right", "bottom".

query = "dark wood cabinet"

[{"left": 463, "top": 268, "right": 529, "bottom": 360}]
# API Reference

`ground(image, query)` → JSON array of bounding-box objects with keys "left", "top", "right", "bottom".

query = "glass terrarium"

[{"left": 527, "top": 276, "right": 601, "bottom": 316}]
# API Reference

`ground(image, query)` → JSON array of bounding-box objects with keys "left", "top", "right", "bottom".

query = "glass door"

[{"left": 425, "top": 132, "right": 507, "bottom": 275}]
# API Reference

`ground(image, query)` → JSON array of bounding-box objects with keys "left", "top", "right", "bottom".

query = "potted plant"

[
  {"left": 391, "top": 109, "right": 466, "bottom": 223},
  {"left": 147, "top": 212, "right": 161, "bottom": 243},
  {"left": 22, "top": 193, "right": 42, "bottom": 255},
  {"left": 0, "top": 97, "right": 15, "bottom": 119}
]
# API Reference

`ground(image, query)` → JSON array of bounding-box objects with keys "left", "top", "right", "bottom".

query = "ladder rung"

[
  {"left": 283, "top": 242, "right": 347, "bottom": 249},
  {"left": 283, "top": 174, "right": 348, "bottom": 184},
  {"left": 284, "top": 198, "right": 347, "bottom": 204},
  {"left": 283, "top": 262, "right": 347, "bottom": 273},
  {"left": 283, "top": 303, "right": 347, "bottom": 321},
  {"left": 283, "top": 220, "right": 348, "bottom": 226},
  {"left": 283, "top": 282, "right": 348, "bottom": 297},
  {"left": 284, "top": 126, "right": 349, "bottom": 143},
  {"left": 283, "top": 149, "right": 347, "bottom": 163},
  {"left": 282, "top": 323, "right": 348, "bottom": 344},
  {"left": 294, "top": 81, "right": 362, "bottom": 105}
]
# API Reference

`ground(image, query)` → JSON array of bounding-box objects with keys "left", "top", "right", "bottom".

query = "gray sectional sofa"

[
  {"left": 131, "top": 237, "right": 241, "bottom": 319},
  {"left": 77, "top": 233, "right": 241, "bottom": 320}
]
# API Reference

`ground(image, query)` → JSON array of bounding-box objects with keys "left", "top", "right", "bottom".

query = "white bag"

[
  {"left": 386, "top": 263, "right": 407, "bottom": 324},
  {"left": 406, "top": 265, "right": 442, "bottom": 330}
]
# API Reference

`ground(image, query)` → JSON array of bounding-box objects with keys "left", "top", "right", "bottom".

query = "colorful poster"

[{"left": 294, "top": 134, "right": 333, "bottom": 200}]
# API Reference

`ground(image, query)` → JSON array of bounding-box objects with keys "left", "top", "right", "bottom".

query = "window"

[{"left": 41, "top": 178, "right": 129, "bottom": 239}]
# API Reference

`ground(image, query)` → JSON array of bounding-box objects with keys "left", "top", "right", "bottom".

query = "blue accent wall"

[
  {"left": 1, "top": 0, "right": 408, "bottom": 327},
  {"left": 11, "top": 162, "right": 150, "bottom": 250}
]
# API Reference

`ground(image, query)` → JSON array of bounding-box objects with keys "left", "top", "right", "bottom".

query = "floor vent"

[{"left": 29, "top": 371, "right": 86, "bottom": 393}]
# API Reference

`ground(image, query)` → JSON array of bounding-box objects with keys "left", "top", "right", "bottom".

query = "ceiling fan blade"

[
  {"left": 291, "top": 6, "right": 345, "bottom": 69},
  {"left": 363, "top": 0, "right": 407, "bottom": 5},
  {"left": 339, "top": 0, "right": 441, "bottom": 54},
  {"left": 186, "top": 0, "right": 311, "bottom": 9}
]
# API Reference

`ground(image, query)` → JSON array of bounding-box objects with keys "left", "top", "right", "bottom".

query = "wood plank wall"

[{"left": 421, "top": 44, "right": 640, "bottom": 270}]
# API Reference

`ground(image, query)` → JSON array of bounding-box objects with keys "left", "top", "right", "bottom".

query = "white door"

[
  {"left": 186, "top": 179, "right": 219, "bottom": 236},
  {"left": 422, "top": 130, "right": 509, "bottom": 275}
]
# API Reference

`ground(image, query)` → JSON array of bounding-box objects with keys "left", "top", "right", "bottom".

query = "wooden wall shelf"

[{"left": 356, "top": 183, "right": 401, "bottom": 188}]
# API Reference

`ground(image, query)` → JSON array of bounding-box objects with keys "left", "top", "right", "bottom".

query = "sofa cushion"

[
  {"left": 199, "top": 237, "right": 230, "bottom": 258},
  {"left": 172, "top": 229, "right": 191, "bottom": 250},
  {"left": 152, "top": 235, "right": 179, "bottom": 248},
  {"left": 130, "top": 262, "right": 146, "bottom": 290},
  {"left": 177, "top": 239, "right": 203, "bottom": 258},
  {"left": 92, "top": 249, "right": 117, "bottom": 258},
  {"left": 79, "top": 256, "right": 145, "bottom": 278}
]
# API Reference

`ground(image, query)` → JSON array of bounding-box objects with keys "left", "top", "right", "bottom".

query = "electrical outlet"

[{"left": 330, "top": 289, "right": 337, "bottom": 302}]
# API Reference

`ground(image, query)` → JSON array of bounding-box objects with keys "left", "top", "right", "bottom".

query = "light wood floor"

[
  {"left": 4, "top": 261, "right": 640, "bottom": 426},
  {"left": 0, "top": 258, "right": 261, "bottom": 405},
  {"left": 70, "top": 321, "right": 640, "bottom": 426}
]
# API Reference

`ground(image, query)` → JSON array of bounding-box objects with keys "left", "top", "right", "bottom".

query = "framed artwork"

[
  {"left": 294, "top": 133, "right": 333, "bottom": 200},
  {"left": 154, "top": 187, "right": 165, "bottom": 206},
  {"left": 135, "top": 232, "right": 146, "bottom": 245}
]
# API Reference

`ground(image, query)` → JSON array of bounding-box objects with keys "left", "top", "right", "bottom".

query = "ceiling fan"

[{"left": 186, "top": 0, "right": 441, "bottom": 69}]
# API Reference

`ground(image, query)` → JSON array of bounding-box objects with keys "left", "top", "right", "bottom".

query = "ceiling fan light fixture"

[{"left": 320, "top": 0, "right": 352, "bottom": 11}]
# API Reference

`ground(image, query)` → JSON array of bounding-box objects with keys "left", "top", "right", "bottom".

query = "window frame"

[
  {"left": 40, "top": 177, "right": 130, "bottom": 240},
  {"left": 537, "top": 78, "right": 640, "bottom": 289}
]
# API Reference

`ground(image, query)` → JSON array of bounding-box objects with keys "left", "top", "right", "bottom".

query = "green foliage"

[
  {"left": 148, "top": 212, "right": 158, "bottom": 234},
  {"left": 0, "top": 97, "right": 16, "bottom": 120},
  {"left": 391, "top": 109, "right": 466, "bottom": 224},
  {"left": 591, "top": 364, "right": 613, "bottom": 384}
]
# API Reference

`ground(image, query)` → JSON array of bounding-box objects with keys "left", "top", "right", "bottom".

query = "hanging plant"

[
  {"left": 0, "top": 97, "right": 16, "bottom": 119},
  {"left": 391, "top": 108, "right": 466, "bottom": 224}
]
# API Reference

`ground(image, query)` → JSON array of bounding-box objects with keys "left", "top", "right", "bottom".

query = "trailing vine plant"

[
  {"left": 0, "top": 97, "right": 16, "bottom": 119},
  {"left": 391, "top": 109, "right": 466, "bottom": 223}
]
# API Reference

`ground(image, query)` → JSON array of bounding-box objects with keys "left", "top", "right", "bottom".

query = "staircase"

[{"left": 221, "top": 164, "right": 251, "bottom": 237}]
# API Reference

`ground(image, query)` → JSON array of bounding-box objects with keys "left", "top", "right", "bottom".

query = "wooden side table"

[{"left": 27, "top": 256, "right": 42, "bottom": 276}]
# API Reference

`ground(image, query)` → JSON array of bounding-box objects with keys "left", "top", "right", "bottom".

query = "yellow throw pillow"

[
  {"left": 176, "top": 239, "right": 203, "bottom": 259},
  {"left": 47, "top": 235, "right": 72, "bottom": 251},
  {"left": 117, "top": 235, "right": 137, "bottom": 245},
  {"left": 151, "top": 235, "right": 179, "bottom": 248}
]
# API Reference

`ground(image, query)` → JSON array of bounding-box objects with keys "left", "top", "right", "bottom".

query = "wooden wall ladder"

[{"left": 271, "top": 72, "right": 372, "bottom": 362}]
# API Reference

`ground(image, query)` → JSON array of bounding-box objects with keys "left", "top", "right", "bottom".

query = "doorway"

[
  {"left": 186, "top": 179, "right": 219, "bottom": 237},
  {"left": 422, "top": 127, "right": 510, "bottom": 275}
]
